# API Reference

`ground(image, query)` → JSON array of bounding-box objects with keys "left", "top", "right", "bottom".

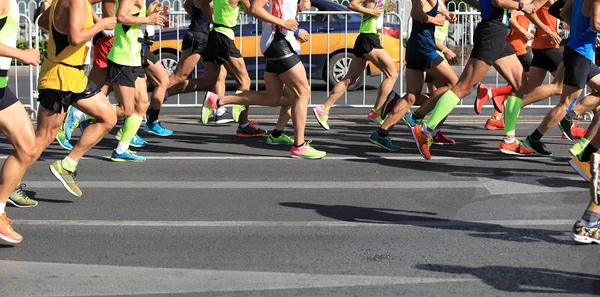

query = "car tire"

[
  {"left": 327, "top": 52, "right": 364, "bottom": 91},
  {"left": 158, "top": 52, "right": 179, "bottom": 76}
]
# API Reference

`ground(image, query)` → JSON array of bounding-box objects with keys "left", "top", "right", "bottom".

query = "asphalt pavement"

[{"left": 0, "top": 113, "right": 599, "bottom": 296}]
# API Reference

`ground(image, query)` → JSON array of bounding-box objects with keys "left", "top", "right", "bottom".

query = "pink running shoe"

[
  {"left": 312, "top": 105, "right": 330, "bottom": 130},
  {"left": 201, "top": 92, "right": 220, "bottom": 125}
]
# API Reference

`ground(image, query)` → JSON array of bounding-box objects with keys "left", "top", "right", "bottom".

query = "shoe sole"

[
  {"left": 569, "top": 148, "right": 581, "bottom": 157},
  {"left": 290, "top": 153, "right": 326, "bottom": 160},
  {"left": 432, "top": 142, "right": 455, "bottom": 145},
  {"left": 368, "top": 138, "right": 400, "bottom": 152},
  {"left": 56, "top": 139, "right": 73, "bottom": 151},
  {"left": 216, "top": 120, "right": 235, "bottom": 124},
  {"left": 410, "top": 127, "right": 430, "bottom": 160},
  {"left": 143, "top": 127, "right": 173, "bottom": 137},
  {"left": 312, "top": 108, "right": 330, "bottom": 130},
  {"left": 49, "top": 165, "right": 82, "bottom": 197},
  {"left": 110, "top": 157, "right": 146, "bottom": 162},
  {"left": 568, "top": 159, "right": 591, "bottom": 182},
  {"left": 236, "top": 133, "right": 267, "bottom": 138},
  {"left": 368, "top": 116, "right": 383, "bottom": 125},
  {"left": 484, "top": 125, "right": 504, "bottom": 130},
  {"left": 571, "top": 233, "right": 600, "bottom": 244},
  {"left": 498, "top": 148, "right": 526, "bottom": 156},
  {"left": 6, "top": 199, "right": 37, "bottom": 208},
  {"left": 0, "top": 233, "right": 22, "bottom": 244},
  {"left": 522, "top": 139, "right": 552, "bottom": 157},
  {"left": 558, "top": 124, "right": 573, "bottom": 141},
  {"left": 115, "top": 135, "right": 148, "bottom": 148},
  {"left": 401, "top": 118, "right": 415, "bottom": 129}
]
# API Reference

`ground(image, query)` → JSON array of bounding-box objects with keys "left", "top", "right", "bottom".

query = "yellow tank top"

[{"left": 38, "top": 0, "right": 93, "bottom": 92}]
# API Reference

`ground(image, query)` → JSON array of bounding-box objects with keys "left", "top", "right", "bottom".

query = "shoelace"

[
  {"left": 248, "top": 121, "right": 259, "bottom": 130},
  {"left": 15, "top": 183, "right": 28, "bottom": 199}
]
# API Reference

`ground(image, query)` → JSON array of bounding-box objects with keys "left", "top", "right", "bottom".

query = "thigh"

[
  {"left": 364, "top": 48, "right": 397, "bottom": 77},
  {"left": 457, "top": 58, "right": 492, "bottom": 90},
  {"left": 405, "top": 68, "right": 425, "bottom": 96},
  {"left": 425, "top": 59, "right": 459, "bottom": 85},
  {"left": 344, "top": 56, "right": 368, "bottom": 80},
  {"left": 144, "top": 58, "right": 169, "bottom": 85},
  {"left": 264, "top": 72, "right": 285, "bottom": 101},
  {"left": 73, "top": 92, "right": 114, "bottom": 120},
  {"left": 174, "top": 50, "right": 202, "bottom": 78},
  {"left": 525, "top": 66, "right": 549, "bottom": 93},
  {"left": 0, "top": 94, "right": 36, "bottom": 149},
  {"left": 278, "top": 62, "right": 309, "bottom": 99},
  {"left": 493, "top": 54, "right": 525, "bottom": 90},
  {"left": 224, "top": 56, "right": 250, "bottom": 86}
]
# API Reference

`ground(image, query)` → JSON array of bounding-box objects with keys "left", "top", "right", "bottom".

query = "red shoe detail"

[
  {"left": 485, "top": 118, "right": 505, "bottom": 130},
  {"left": 475, "top": 84, "right": 491, "bottom": 115},
  {"left": 433, "top": 131, "right": 456, "bottom": 145},
  {"left": 491, "top": 95, "right": 508, "bottom": 113}
]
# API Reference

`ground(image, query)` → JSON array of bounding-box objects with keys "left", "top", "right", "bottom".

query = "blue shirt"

[
  {"left": 566, "top": 0, "right": 598, "bottom": 61},
  {"left": 480, "top": 0, "right": 509, "bottom": 25}
]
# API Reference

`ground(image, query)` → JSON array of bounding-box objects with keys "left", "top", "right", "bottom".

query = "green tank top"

[
  {"left": 359, "top": 0, "right": 387, "bottom": 34},
  {"left": 435, "top": 20, "right": 449, "bottom": 58},
  {"left": 213, "top": 0, "right": 240, "bottom": 40},
  {"left": 0, "top": 0, "right": 19, "bottom": 88},
  {"left": 108, "top": 0, "right": 147, "bottom": 66}
]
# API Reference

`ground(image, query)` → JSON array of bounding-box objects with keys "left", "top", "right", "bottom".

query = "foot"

[
  {"left": 568, "top": 154, "right": 591, "bottom": 182},
  {"left": 63, "top": 105, "right": 80, "bottom": 140},
  {"left": 402, "top": 112, "right": 421, "bottom": 129},
  {"left": 49, "top": 160, "right": 82, "bottom": 197},
  {"left": 369, "top": 131, "right": 401, "bottom": 151},
  {"left": 0, "top": 212, "right": 23, "bottom": 244},
  {"left": 215, "top": 110, "right": 235, "bottom": 125},
  {"left": 474, "top": 83, "right": 492, "bottom": 114},
  {"left": 432, "top": 130, "right": 455, "bottom": 145},
  {"left": 116, "top": 130, "right": 148, "bottom": 148},
  {"left": 411, "top": 125, "right": 432, "bottom": 160},
  {"left": 523, "top": 136, "right": 553, "bottom": 156},
  {"left": 232, "top": 105, "right": 247, "bottom": 123},
  {"left": 592, "top": 153, "right": 600, "bottom": 205},
  {"left": 201, "top": 92, "right": 219, "bottom": 125},
  {"left": 144, "top": 121, "right": 173, "bottom": 136},
  {"left": 381, "top": 91, "right": 401, "bottom": 120},
  {"left": 267, "top": 133, "right": 294, "bottom": 145},
  {"left": 312, "top": 105, "right": 330, "bottom": 130},
  {"left": 55, "top": 127, "right": 73, "bottom": 151},
  {"left": 236, "top": 121, "right": 267, "bottom": 137},
  {"left": 563, "top": 120, "right": 586, "bottom": 139},
  {"left": 110, "top": 149, "right": 147, "bottom": 162},
  {"left": 368, "top": 109, "right": 384, "bottom": 125},
  {"left": 558, "top": 117, "right": 573, "bottom": 141},
  {"left": 499, "top": 139, "right": 534, "bottom": 156},
  {"left": 491, "top": 95, "right": 507, "bottom": 114},
  {"left": 290, "top": 141, "right": 326, "bottom": 159},
  {"left": 484, "top": 117, "right": 505, "bottom": 130},
  {"left": 571, "top": 220, "right": 600, "bottom": 244},
  {"left": 7, "top": 183, "right": 38, "bottom": 208},
  {"left": 570, "top": 141, "right": 586, "bottom": 157}
]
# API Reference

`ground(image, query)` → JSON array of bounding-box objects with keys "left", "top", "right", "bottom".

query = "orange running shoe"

[
  {"left": 485, "top": 118, "right": 505, "bottom": 130},
  {"left": 474, "top": 84, "right": 492, "bottom": 114},
  {"left": 491, "top": 95, "right": 508, "bottom": 113},
  {"left": 569, "top": 155, "right": 592, "bottom": 182},
  {"left": 433, "top": 130, "right": 455, "bottom": 145},
  {"left": 499, "top": 139, "right": 534, "bottom": 155},
  {"left": 0, "top": 212, "right": 23, "bottom": 244},
  {"left": 411, "top": 125, "right": 433, "bottom": 160},
  {"left": 562, "top": 120, "right": 587, "bottom": 139}
]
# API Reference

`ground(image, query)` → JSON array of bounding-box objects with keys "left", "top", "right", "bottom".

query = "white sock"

[
  {"left": 116, "top": 141, "right": 130, "bottom": 154},
  {"left": 0, "top": 202, "right": 5, "bottom": 213},
  {"left": 421, "top": 124, "right": 432, "bottom": 136},
  {"left": 73, "top": 109, "right": 88, "bottom": 121},
  {"left": 216, "top": 107, "right": 227, "bottom": 116},
  {"left": 432, "top": 129, "right": 440, "bottom": 137},
  {"left": 503, "top": 137, "right": 516, "bottom": 144}
]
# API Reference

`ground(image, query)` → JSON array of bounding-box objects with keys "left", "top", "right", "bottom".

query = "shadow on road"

[
  {"left": 279, "top": 202, "right": 572, "bottom": 244},
  {"left": 416, "top": 264, "right": 600, "bottom": 295}
]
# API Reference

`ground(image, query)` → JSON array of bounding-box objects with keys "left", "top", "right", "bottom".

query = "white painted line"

[{"left": 13, "top": 219, "right": 575, "bottom": 227}]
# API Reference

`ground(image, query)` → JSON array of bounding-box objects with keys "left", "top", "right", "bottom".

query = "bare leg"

[
  {"left": 322, "top": 57, "right": 367, "bottom": 111},
  {"left": 364, "top": 48, "right": 399, "bottom": 111}
]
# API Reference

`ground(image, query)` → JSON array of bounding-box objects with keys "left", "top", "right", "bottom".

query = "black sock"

[
  {"left": 582, "top": 210, "right": 600, "bottom": 224},
  {"left": 293, "top": 142, "right": 305, "bottom": 148},
  {"left": 147, "top": 108, "right": 160, "bottom": 124},
  {"left": 216, "top": 98, "right": 221, "bottom": 108},
  {"left": 580, "top": 144, "right": 598, "bottom": 162},
  {"left": 565, "top": 110, "right": 577, "bottom": 121},
  {"left": 529, "top": 129, "right": 544, "bottom": 141},
  {"left": 412, "top": 111, "right": 425, "bottom": 121},
  {"left": 271, "top": 129, "right": 283, "bottom": 138},
  {"left": 376, "top": 127, "right": 389, "bottom": 138}
]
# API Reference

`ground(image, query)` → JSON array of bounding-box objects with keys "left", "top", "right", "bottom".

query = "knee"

[
  {"left": 14, "top": 137, "right": 37, "bottom": 165},
  {"left": 97, "top": 110, "right": 117, "bottom": 130},
  {"left": 297, "top": 84, "right": 311, "bottom": 102},
  {"left": 553, "top": 85, "right": 563, "bottom": 96},
  {"left": 386, "top": 71, "right": 399, "bottom": 81},
  {"left": 452, "top": 82, "right": 472, "bottom": 98},
  {"left": 122, "top": 105, "right": 135, "bottom": 118}
]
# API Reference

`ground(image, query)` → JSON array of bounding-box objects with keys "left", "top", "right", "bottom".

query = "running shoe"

[
  {"left": 381, "top": 91, "right": 401, "bottom": 120},
  {"left": 0, "top": 212, "right": 23, "bottom": 244},
  {"left": 290, "top": 141, "right": 326, "bottom": 159},
  {"left": 116, "top": 130, "right": 148, "bottom": 148},
  {"left": 368, "top": 109, "right": 384, "bottom": 125},
  {"left": 144, "top": 121, "right": 173, "bottom": 137},
  {"left": 216, "top": 110, "right": 235, "bottom": 124},
  {"left": 63, "top": 105, "right": 80, "bottom": 140},
  {"left": 523, "top": 136, "right": 553, "bottom": 157},
  {"left": 499, "top": 139, "right": 534, "bottom": 156},
  {"left": 411, "top": 124, "right": 433, "bottom": 160},
  {"left": 236, "top": 121, "right": 267, "bottom": 137},
  {"left": 369, "top": 131, "right": 401, "bottom": 151},
  {"left": 558, "top": 117, "right": 573, "bottom": 141},
  {"left": 79, "top": 119, "right": 90, "bottom": 132},
  {"left": 569, "top": 154, "right": 592, "bottom": 182},
  {"left": 110, "top": 149, "right": 147, "bottom": 162},
  {"left": 312, "top": 105, "right": 330, "bottom": 130},
  {"left": 49, "top": 160, "right": 82, "bottom": 197},
  {"left": 562, "top": 120, "right": 586, "bottom": 139},
  {"left": 571, "top": 220, "right": 600, "bottom": 244},
  {"left": 232, "top": 105, "right": 247, "bottom": 123},
  {"left": 474, "top": 83, "right": 492, "bottom": 114},
  {"left": 267, "top": 133, "right": 293, "bottom": 145},
  {"left": 570, "top": 141, "right": 586, "bottom": 157},
  {"left": 7, "top": 183, "right": 38, "bottom": 208},
  {"left": 201, "top": 91, "right": 219, "bottom": 125},
  {"left": 55, "top": 127, "right": 73, "bottom": 150},
  {"left": 402, "top": 112, "right": 421, "bottom": 128},
  {"left": 491, "top": 95, "right": 507, "bottom": 114},
  {"left": 484, "top": 117, "right": 505, "bottom": 130},
  {"left": 433, "top": 131, "right": 455, "bottom": 145},
  {"left": 592, "top": 153, "right": 600, "bottom": 205}
]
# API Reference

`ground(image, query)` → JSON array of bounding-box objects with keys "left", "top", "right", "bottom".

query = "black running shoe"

[
  {"left": 236, "top": 121, "right": 267, "bottom": 137},
  {"left": 523, "top": 136, "right": 553, "bottom": 156},
  {"left": 559, "top": 117, "right": 573, "bottom": 141},
  {"left": 381, "top": 91, "right": 401, "bottom": 120}
]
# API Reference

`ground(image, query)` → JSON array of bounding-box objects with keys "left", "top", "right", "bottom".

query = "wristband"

[{"left": 294, "top": 28, "right": 300, "bottom": 36}]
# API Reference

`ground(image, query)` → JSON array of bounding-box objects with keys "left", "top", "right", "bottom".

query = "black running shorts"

[
  {"left": 563, "top": 46, "right": 600, "bottom": 89},
  {"left": 517, "top": 52, "right": 533, "bottom": 73},
  {"left": 201, "top": 30, "right": 242, "bottom": 65},
  {"left": 406, "top": 55, "right": 444, "bottom": 71},
  {"left": 264, "top": 34, "right": 302, "bottom": 75},
  {"left": 353, "top": 33, "right": 383, "bottom": 58},
  {"left": 0, "top": 87, "right": 18, "bottom": 111},
  {"left": 141, "top": 49, "right": 159, "bottom": 68},
  {"left": 531, "top": 48, "right": 562, "bottom": 72},
  {"left": 182, "top": 31, "right": 209, "bottom": 54},
  {"left": 37, "top": 81, "right": 101, "bottom": 113},
  {"left": 106, "top": 60, "right": 146, "bottom": 88},
  {"left": 470, "top": 20, "right": 514, "bottom": 65}
]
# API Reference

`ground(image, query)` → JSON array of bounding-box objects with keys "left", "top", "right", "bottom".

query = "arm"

[
  {"left": 91, "top": 7, "right": 101, "bottom": 23},
  {"left": 435, "top": 39, "right": 456, "bottom": 63},
  {"left": 67, "top": 0, "right": 114, "bottom": 46},
  {"left": 117, "top": 0, "right": 164, "bottom": 25},
  {"left": 198, "top": 0, "right": 213, "bottom": 22},
  {"left": 462, "top": 0, "right": 480, "bottom": 9},
  {"left": 37, "top": 4, "right": 50, "bottom": 31},
  {"left": 249, "top": 0, "right": 287, "bottom": 28},
  {"left": 0, "top": 42, "right": 40, "bottom": 66},
  {"left": 410, "top": 0, "right": 445, "bottom": 25},
  {"left": 509, "top": 11, "right": 532, "bottom": 37},
  {"left": 185, "top": 0, "right": 193, "bottom": 15},
  {"left": 591, "top": 0, "right": 600, "bottom": 31},
  {"left": 561, "top": 0, "right": 573, "bottom": 25},
  {"left": 348, "top": 0, "right": 382, "bottom": 17}
]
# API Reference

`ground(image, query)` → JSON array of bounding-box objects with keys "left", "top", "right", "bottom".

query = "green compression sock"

[
  {"left": 504, "top": 95, "right": 523, "bottom": 136},
  {"left": 425, "top": 90, "right": 460, "bottom": 130},
  {"left": 121, "top": 113, "right": 143, "bottom": 144},
  {"left": 62, "top": 156, "right": 78, "bottom": 172}
]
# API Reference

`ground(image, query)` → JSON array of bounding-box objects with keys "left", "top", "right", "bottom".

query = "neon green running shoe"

[
  {"left": 290, "top": 140, "right": 326, "bottom": 159},
  {"left": 55, "top": 127, "right": 73, "bottom": 151},
  {"left": 570, "top": 141, "right": 587, "bottom": 157},
  {"left": 49, "top": 160, "right": 82, "bottom": 197},
  {"left": 267, "top": 133, "right": 293, "bottom": 145},
  {"left": 233, "top": 105, "right": 247, "bottom": 123},
  {"left": 312, "top": 105, "right": 330, "bottom": 130},
  {"left": 7, "top": 183, "right": 38, "bottom": 208}
]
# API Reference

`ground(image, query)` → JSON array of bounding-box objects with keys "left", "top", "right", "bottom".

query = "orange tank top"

[
  {"left": 507, "top": 15, "right": 531, "bottom": 56},
  {"left": 532, "top": 7, "right": 559, "bottom": 49}
]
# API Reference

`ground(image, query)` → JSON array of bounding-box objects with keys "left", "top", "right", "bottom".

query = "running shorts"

[
  {"left": 0, "top": 86, "right": 18, "bottom": 111},
  {"left": 182, "top": 31, "right": 209, "bottom": 54},
  {"left": 353, "top": 33, "right": 383, "bottom": 58},
  {"left": 201, "top": 30, "right": 242, "bottom": 65},
  {"left": 93, "top": 35, "right": 115, "bottom": 70},
  {"left": 406, "top": 55, "right": 444, "bottom": 71},
  {"left": 470, "top": 20, "right": 514, "bottom": 65},
  {"left": 517, "top": 52, "right": 533, "bottom": 73},
  {"left": 264, "top": 33, "right": 302, "bottom": 75},
  {"left": 531, "top": 48, "right": 562, "bottom": 72},
  {"left": 563, "top": 46, "right": 600, "bottom": 89},
  {"left": 38, "top": 81, "right": 100, "bottom": 113},
  {"left": 106, "top": 60, "right": 146, "bottom": 88}
]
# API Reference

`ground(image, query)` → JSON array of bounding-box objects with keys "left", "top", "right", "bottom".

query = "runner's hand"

[
  {"left": 148, "top": 0, "right": 162, "bottom": 14},
  {"left": 520, "top": 3, "right": 536, "bottom": 14},
  {"left": 431, "top": 14, "right": 446, "bottom": 26},
  {"left": 385, "top": 0, "right": 397, "bottom": 12},
  {"left": 371, "top": 7, "right": 383, "bottom": 17},
  {"left": 148, "top": 13, "right": 167, "bottom": 25},
  {"left": 18, "top": 48, "right": 40, "bottom": 66},
  {"left": 282, "top": 18, "right": 298, "bottom": 31},
  {"left": 299, "top": 0, "right": 310, "bottom": 11},
  {"left": 160, "top": 5, "right": 171, "bottom": 17},
  {"left": 445, "top": 12, "right": 456, "bottom": 22},
  {"left": 296, "top": 29, "right": 309, "bottom": 43},
  {"left": 547, "top": 31, "right": 562, "bottom": 45},
  {"left": 523, "top": 31, "right": 534, "bottom": 41},
  {"left": 443, "top": 48, "right": 456, "bottom": 64},
  {"left": 101, "top": 16, "right": 117, "bottom": 30}
]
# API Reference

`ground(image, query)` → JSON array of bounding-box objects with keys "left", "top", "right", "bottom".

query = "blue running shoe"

[
  {"left": 144, "top": 121, "right": 173, "bottom": 136},
  {"left": 369, "top": 132, "right": 400, "bottom": 151},
  {"left": 402, "top": 113, "right": 420, "bottom": 128},
  {"left": 63, "top": 106, "right": 80, "bottom": 140},
  {"left": 116, "top": 130, "right": 148, "bottom": 148},
  {"left": 79, "top": 120, "right": 90, "bottom": 132},
  {"left": 110, "top": 149, "right": 146, "bottom": 162},
  {"left": 55, "top": 128, "right": 73, "bottom": 150}
]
